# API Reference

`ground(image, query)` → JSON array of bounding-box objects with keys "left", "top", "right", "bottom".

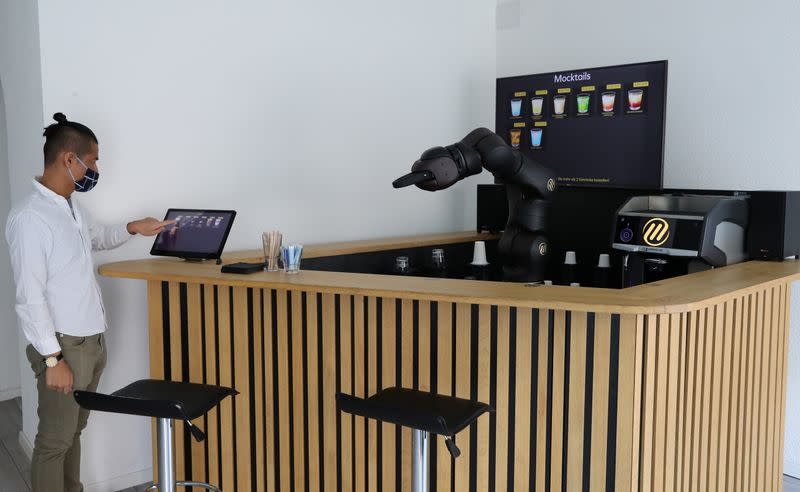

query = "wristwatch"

[{"left": 44, "top": 354, "right": 63, "bottom": 368}]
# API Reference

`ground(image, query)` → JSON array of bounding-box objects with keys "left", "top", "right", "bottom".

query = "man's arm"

[
  {"left": 84, "top": 206, "right": 172, "bottom": 251},
  {"left": 6, "top": 211, "right": 60, "bottom": 355},
  {"left": 6, "top": 211, "right": 73, "bottom": 394}
]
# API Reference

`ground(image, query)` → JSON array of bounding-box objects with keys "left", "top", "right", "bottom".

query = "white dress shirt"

[{"left": 5, "top": 178, "right": 132, "bottom": 355}]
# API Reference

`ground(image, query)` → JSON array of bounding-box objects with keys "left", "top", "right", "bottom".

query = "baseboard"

[
  {"left": 786, "top": 460, "right": 800, "bottom": 479},
  {"left": 17, "top": 430, "right": 33, "bottom": 461},
  {"left": 0, "top": 387, "right": 21, "bottom": 401},
  {"left": 84, "top": 467, "right": 152, "bottom": 492}
]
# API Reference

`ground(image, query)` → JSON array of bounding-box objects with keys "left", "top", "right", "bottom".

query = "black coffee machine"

[{"left": 611, "top": 194, "right": 749, "bottom": 287}]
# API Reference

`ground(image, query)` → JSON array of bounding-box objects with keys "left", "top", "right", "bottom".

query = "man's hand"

[
  {"left": 127, "top": 217, "right": 176, "bottom": 236},
  {"left": 46, "top": 360, "right": 74, "bottom": 394}
]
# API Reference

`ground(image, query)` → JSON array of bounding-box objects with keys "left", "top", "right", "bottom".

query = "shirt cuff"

[
  {"left": 33, "top": 336, "right": 62, "bottom": 357},
  {"left": 119, "top": 222, "right": 134, "bottom": 237}
]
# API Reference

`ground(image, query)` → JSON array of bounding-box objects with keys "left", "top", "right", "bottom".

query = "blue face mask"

[{"left": 68, "top": 155, "right": 99, "bottom": 192}]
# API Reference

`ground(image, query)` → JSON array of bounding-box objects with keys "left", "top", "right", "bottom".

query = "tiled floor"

[{"left": 2, "top": 397, "right": 800, "bottom": 491}]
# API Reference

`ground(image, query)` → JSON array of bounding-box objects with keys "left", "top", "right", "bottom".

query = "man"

[{"left": 5, "top": 112, "right": 173, "bottom": 492}]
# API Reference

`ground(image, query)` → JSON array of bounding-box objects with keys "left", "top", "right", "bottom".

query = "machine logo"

[
  {"left": 547, "top": 178, "right": 556, "bottom": 192},
  {"left": 642, "top": 218, "right": 670, "bottom": 247},
  {"left": 539, "top": 242, "right": 548, "bottom": 256}
]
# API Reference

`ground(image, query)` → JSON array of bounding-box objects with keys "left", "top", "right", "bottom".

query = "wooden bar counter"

[{"left": 99, "top": 231, "right": 797, "bottom": 491}]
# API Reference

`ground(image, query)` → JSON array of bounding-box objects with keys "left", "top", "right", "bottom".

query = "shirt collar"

[{"left": 32, "top": 177, "right": 70, "bottom": 204}]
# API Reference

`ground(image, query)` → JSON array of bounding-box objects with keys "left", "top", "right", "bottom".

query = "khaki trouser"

[{"left": 25, "top": 333, "right": 107, "bottom": 492}]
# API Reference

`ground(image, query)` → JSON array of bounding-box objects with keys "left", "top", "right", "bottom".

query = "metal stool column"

[
  {"left": 412, "top": 429, "right": 429, "bottom": 492},
  {"left": 156, "top": 418, "right": 176, "bottom": 492}
]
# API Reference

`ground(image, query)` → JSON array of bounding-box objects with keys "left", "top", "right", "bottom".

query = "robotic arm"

[{"left": 393, "top": 128, "right": 557, "bottom": 282}]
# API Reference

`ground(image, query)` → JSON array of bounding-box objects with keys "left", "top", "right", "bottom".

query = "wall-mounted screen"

[{"left": 495, "top": 60, "right": 667, "bottom": 189}]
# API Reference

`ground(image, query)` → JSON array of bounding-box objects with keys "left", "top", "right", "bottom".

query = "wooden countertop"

[{"left": 99, "top": 231, "right": 800, "bottom": 314}]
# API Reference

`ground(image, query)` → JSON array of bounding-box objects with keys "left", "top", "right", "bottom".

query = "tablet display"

[{"left": 150, "top": 208, "right": 236, "bottom": 260}]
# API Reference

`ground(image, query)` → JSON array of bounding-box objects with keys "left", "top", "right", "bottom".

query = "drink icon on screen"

[
  {"left": 509, "top": 129, "right": 522, "bottom": 148},
  {"left": 510, "top": 99, "right": 522, "bottom": 117},
  {"left": 530, "top": 128, "right": 543, "bottom": 148},
  {"left": 577, "top": 93, "right": 590, "bottom": 114},
  {"left": 553, "top": 95, "right": 566, "bottom": 115},
  {"left": 628, "top": 89, "right": 644, "bottom": 111},
  {"left": 531, "top": 97, "right": 544, "bottom": 116},
  {"left": 602, "top": 92, "right": 616, "bottom": 113}
]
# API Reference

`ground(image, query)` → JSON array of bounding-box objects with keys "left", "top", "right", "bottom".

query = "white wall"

[
  {"left": 34, "top": 1, "right": 496, "bottom": 489},
  {"left": 496, "top": 0, "right": 800, "bottom": 476},
  {"left": 0, "top": 76, "right": 22, "bottom": 401},
  {"left": 0, "top": 0, "right": 44, "bottom": 446}
]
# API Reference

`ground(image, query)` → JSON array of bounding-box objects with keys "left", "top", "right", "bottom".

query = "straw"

[{"left": 262, "top": 230, "right": 282, "bottom": 271}]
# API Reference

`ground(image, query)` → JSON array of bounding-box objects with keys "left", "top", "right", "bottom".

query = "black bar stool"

[
  {"left": 74, "top": 379, "right": 237, "bottom": 492},
  {"left": 337, "top": 387, "right": 492, "bottom": 492}
]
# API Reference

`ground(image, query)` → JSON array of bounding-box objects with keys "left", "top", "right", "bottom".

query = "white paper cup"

[{"left": 471, "top": 241, "right": 489, "bottom": 265}]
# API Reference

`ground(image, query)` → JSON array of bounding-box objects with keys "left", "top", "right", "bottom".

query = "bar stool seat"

[
  {"left": 75, "top": 379, "right": 237, "bottom": 492},
  {"left": 337, "top": 387, "right": 491, "bottom": 492},
  {"left": 337, "top": 387, "right": 491, "bottom": 441}
]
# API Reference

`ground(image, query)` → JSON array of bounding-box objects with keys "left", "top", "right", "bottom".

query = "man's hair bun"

[{"left": 53, "top": 112, "right": 68, "bottom": 124}]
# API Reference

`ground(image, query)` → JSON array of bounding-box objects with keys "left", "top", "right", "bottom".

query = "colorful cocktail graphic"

[
  {"left": 601, "top": 91, "right": 616, "bottom": 113},
  {"left": 531, "top": 97, "right": 544, "bottom": 116},
  {"left": 511, "top": 98, "right": 522, "bottom": 117},
  {"left": 577, "top": 93, "right": 590, "bottom": 114},
  {"left": 509, "top": 129, "right": 522, "bottom": 148},
  {"left": 628, "top": 89, "right": 643, "bottom": 111},
  {"left": 553, "top": 95, "right": 566, "bottom": 115},
  {"left": 530, "top": 128, "right": 543, "bottom": 148}
]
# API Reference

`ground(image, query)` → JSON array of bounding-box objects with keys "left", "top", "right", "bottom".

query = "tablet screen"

[{"left": 150, "top": 209, "right": 236, "bottom": 260}]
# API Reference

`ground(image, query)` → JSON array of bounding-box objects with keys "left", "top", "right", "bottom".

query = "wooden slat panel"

[
  {"left": 436, "top": 302, "right": 454, "bottom": 492},
  {"left": 747, "top": 291, "right": 764, "bottom": 491},
  {"left": 216, "top": 286, "right": 235, "bottom": 489},
  {"left": 566, "top": 311, "right": 587, "bottom": 492},
  {"left": 733, "top": 295, "right": 749, "bottom": 492},
  {"left": 232, "top": 287, "right": 252, "bottom": 491},
  {"left": 549, "top": 310, "right": 566, "bottom": 492},
  {"left": 187, "top": 284, "right": 206, "bottom": 482},
  {"left": 495, "top": 306, "right": 511, "bottom": 492},
  {"left": 380, "top": 298, "right": 397, "bottom": 492},
  {"left": 203, "top": 284, "right": 220, "bottom": 489},
  {"left": 742, "top": 293, "right": 757, "bottom": 491},
  {"left": 340, "top": 294, "right": 354, "bottom": 491},
  {"left": 147, "top": 281, "right": 164, "bottom": 484},
  {"left": 453, "top": 303, "right": 471, "bottom": 492},
  {"left": 535, "top": 309, "right": 549, "bottom": 492},
  {"left": 767, "top": 286, "right": 781, "bottom": 491},
  {"left": 322, "top": 293, "right": 339, "bottom": 487},
  {"left": 263, "top": 290, "right": 276, "bottom": 492},
  {"left": 639, "top": 315, "right": 657, "bottom": 490},
  {"left": 757, "top": 288, "right": 772, "bottom": 489},
  {"left": 366, "top": 296, "right": 378, "bottom": 492},
  {"left": 774, "top": 284, "right": 789, "bottom": 488},
  {"left": 716, "top": 301, "right": 734, "bottom": 491},
  {"left": 726, "top": 297, "right": 743, "bottom": 492},
  {"left": 400, "top": 299, "right": 414, "bottom": 491},
  {"left": 628, "top": 315, "right": 647, "bottom": 491},
  {"left": 674, "top": 312, "right": 687, "bottom": 490},
  {"left": 698, "top": 308, "right": 715, "bottom": 492},
  {"left": 513, "top": 307, "right": 533, "bottom": 491},
  {"left": 590, "top": 312, "right": 610, "bottom": 492},
  {"left": 306, "top": 293, "right": 321, "bottom": 492},
  {"left": 167, "top": 283, "right": 185, "bottom": 478},
  {"left": 419, "top": 301, "right": 431, "bottom": 393},
  {"left": 252, "top": 288, "right": 265, "bottom": 491},
  {"left": 681, "top": 311, "right": 698, "bottom": 491},
  {"left": 652, "top": 314, "right": 670, "bottom": 490},
  {"left": 291, "top": 291, "right": 307, "bottom": 492},
  {"left": 275, "top": 290, "right": 292, "bottom": 490},
  {"left": 353, "top": 295, "right": 365, "bottom": 492},
  {"left": 707, "top": 305, "right": 724, "bottom": 492},
  {"left": 778, "top": 284, "right": 791, "bottom": 486},
  {"left": 664, "top": 313, "right": 681, "bottom": 492},
  {"left": 476, "top": 305, "right": 491, "bottom": 492}
]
